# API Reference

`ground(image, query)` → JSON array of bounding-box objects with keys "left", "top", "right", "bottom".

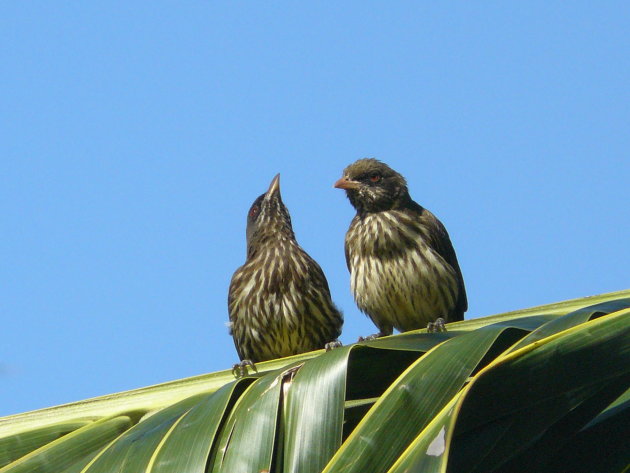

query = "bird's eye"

[
  {"left": 249, "top": 205, "right": 259, "bottom": 218},
  {"left": 369, "top": 173, "right": 381, "bottom": 183}
]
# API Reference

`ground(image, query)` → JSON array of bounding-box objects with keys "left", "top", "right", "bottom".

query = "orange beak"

[{"left": 333, "top": 176, "right": 360, "bottom": 190}]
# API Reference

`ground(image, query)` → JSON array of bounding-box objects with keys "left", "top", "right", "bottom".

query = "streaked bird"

[
  {"left": 334, "top": 158, "right": 466, "bottom": 336},
  {"left": 228, "top": 174, "right": 343, "bottom": 374}
]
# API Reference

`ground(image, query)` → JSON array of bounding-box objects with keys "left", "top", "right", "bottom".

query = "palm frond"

[{"left": 1, "top": 289, "right": 629, "bottom": 473}]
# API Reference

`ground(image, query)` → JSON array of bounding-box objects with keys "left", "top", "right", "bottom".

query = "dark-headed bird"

[
  {"left": 228, "top": 174, "right": 343, "bottom": 374},
  {"left": 334, "top": 158, "right": 466, "bottom": 337}
]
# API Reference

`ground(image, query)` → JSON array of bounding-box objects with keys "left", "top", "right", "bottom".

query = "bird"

[
  {"left": 228, "top": 174, "right": 343, "bottom": 375},
  {"left": 334, "top": 158, "right": 467, "bottom": 337}
]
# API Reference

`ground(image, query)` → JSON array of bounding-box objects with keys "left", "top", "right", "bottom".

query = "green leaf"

[
  {"left": 208, "top": 371, "right": 285, "bottom": 473},
  {"left": 448, "top": 309, "right": 630, "bottom": 472},
  {"left": 148, "top": 379, "right": 252, "bottom": 473},
  {"left": 1, "top": 289, "right": 628, "bottom": 473},
  {"left": 323, "top": 325, "right": 530, "bottom": 473},
  {"left": 547, "top": 392, "right": 630, "bottom": 473},
  {"left": 0, "top": 420, "right": 92, "bottom": 468},
  {"left": 0, "top": 354, "right": 316, "bottom": 441},
  {"left": 283, "top": 347, "right": 349, "bottom": 473},
  {"left": 495, "top": 374, "right": 630, "bottom": 473},
  {"left": 385, "top": 393, "right": 464, "bottom": 473},
  {"left": 386, "top": 308, "right": 630, "bottom": 473},
  {"left": 0, "top": 416, "right": 133, "bottom": 473},
  {"left": 508, "top": 298, "right": 630, "bottom": 352},
  {"left": 285, "top": 333, "right": 453, "bottom": 473},
  {"left": 81, "top": 394, "right": 211, "bottom": 472}
]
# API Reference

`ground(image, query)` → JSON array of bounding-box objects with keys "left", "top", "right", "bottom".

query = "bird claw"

[
  {"left": 232, "top": 359, "right": 258, "bottom": 378},
  {"left": 325, "top": 340, "right": 343, "bottom": 351},
  {"left": 357, "top": 332, "right": 387, "bottom": 342},
  {"left": 427, "top": 318, "right": 447, "bottom": 333}
]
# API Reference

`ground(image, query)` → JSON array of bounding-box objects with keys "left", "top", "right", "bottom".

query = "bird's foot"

[
  {"left": 358, "top": 331, "right": 388, "bottom": 342},
  {"left": 232, "top": 359, "right": 257, "bottom": 378},
  {"left": 427, "top": 318, "right": 447, "bottom": 333},
  {"left": 324, "top": 339, "right": 343, "bottom": 351}
]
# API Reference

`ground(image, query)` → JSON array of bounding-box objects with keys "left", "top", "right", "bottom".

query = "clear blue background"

[{"left": 1, "top": 3, "right": 628, "bottom": 417}]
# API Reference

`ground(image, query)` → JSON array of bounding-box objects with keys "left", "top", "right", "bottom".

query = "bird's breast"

[
  {"left": 228, "top": 239, "right": 342, "bottom": 361},
  {"left": 346, "top": 211, "right": 459, "bottom": 330},
  {"left": 348, "top": 212, "right": 427, "bottom": 257}
]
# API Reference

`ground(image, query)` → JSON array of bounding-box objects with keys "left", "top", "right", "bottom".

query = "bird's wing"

[
  {"left": 227, "top": 269, "right": 241, "bottom": 322},
  {"left": 301, "top": 251, "right": 343, "bottom": 340},
  {"left": 227, "top": 268, "right": 250, "bottom": 361},
  {"left": 305, "top": 254, "right": 333, "bottom": 294},
  {"left": 414, "top": 206, "right": 468, "bottom": 319},
  {"left": 343, "top": 216, "right": 359, "bottom": 272}
]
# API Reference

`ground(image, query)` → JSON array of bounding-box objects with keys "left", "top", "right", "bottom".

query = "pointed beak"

[
  {"left": 265, "top": 173, "right": 281, "bottom": 201},
  {"left": 334, "top": 176, "right": 360, "bottom": 190}
]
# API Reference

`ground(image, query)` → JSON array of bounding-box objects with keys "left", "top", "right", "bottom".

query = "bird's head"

[
  {"left": 245, "top": 174, "right": 295, "bottom": 255},
  {"left": 334, "top": 158, "right": 410, "bottom": 213}
]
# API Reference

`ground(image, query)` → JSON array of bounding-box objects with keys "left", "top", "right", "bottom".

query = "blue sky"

[{"left": 1, "top": 2, "right": 629, "bottom": 417}]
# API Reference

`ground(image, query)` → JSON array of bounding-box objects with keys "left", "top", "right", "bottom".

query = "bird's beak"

[
  {"left": 265, "top": 173, "right": 281, "bottom": 201},
  {"left": 334, "top": 176, "right": 360, "bottom": 190}
]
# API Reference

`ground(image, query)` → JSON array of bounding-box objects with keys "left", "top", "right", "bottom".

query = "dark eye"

[
  {"left": 369, "top": 173, "right": 381, "bottom": 183},
  {"left": 249, "top": 205, "right": 259, "bottom": 218}
]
